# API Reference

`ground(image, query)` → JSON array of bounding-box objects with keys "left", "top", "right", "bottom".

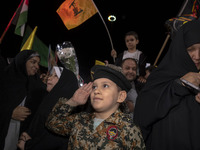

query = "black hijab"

[
  {"left": 134, "top": 20, "right": 200, "bottom": 150},
  {"left": 25, "top": 68, "right": 79, "bottom": 150},
  {"left": 0, "top": 50, "right": 41, "bottom": 149}
]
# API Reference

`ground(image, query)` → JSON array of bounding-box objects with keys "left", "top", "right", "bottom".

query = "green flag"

[
  {"left": 15, "top": 0, "right": 29, "bottom": 36},
  {"left": 21, "top": 26, "right": 50, "bottom": 67}
]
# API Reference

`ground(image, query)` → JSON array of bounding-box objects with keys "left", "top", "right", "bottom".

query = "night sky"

[{"left": 0, "top": 0, "right": 184, "bottom": 80}]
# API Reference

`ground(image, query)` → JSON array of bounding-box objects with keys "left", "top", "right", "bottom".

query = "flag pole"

[
  {"left": 0, "top": 0, "right": 23, "bottom": 44},
  {"left": 153, "top": 33, "right": 170, "bottom": 66},
  {"left": 91, "top": 0, "right": 115, "bottom": 62},
  {"left": 48, "top": 44, "right": 52, "bottom": 72},
  {"left": 153, "top": 0, "right": 189, "bottom": 66}
]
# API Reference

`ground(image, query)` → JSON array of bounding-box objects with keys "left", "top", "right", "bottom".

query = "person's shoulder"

[
  {"left": 137, "top": 50, "right": 147, "bottom": 60},
  {"left": 136, "top": 49, "right": 143, "bottom": 54},
  {"left": 120, "top": 113, "right": 142, "bottom": 133},
  {"left": 63, "top": 68, "right": 76, "bottom": 77},
  {"left": 120, "top": 113, "right": 134, "bottom": 125},
  {"left": 79, "top": 111, "right": 92, "bottom": 120},
  {"left": 137, "top": 49, "right": 147, "bottom": 55},
  {"left": 118, "top": 50, "right": 127, "bottom": 56}
]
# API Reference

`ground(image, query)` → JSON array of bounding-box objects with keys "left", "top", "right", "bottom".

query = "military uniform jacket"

[{"left": 46, "top": 98, "right": 145, "bottom": 150}]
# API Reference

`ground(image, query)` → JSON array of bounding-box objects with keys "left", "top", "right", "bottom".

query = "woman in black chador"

[
  {"left": 134, "top": 20, "right": 200, "bottom": 150},
  {"left": 0, "top": 50, "right": 46, "bottom": 150},
  {"left": 18, "top": 66, "right": 79, "bottom": 150}
]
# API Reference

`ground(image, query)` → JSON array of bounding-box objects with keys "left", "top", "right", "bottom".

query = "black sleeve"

[
  {"left": 134, "top": 79, "right": 191, "bottom": 141},
  {"left": 114, "top": 53, "right": 123, "bottom": 66},
  {"left": 138, "top": 53, "right": 147, "bottom": 76},
  {"left": 174, "top": 79, "right": 194, "bottom": 96}
]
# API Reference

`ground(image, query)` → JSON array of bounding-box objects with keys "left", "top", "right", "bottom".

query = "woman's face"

[
  {"left": 46, "top": 71, "right": 59, "bottom": 92},
  {"left": 187, "top": 43, "right": 200, "bottom": 70},
  {"left": 26, "top": 56, "right": 40, "bottom": 76}
]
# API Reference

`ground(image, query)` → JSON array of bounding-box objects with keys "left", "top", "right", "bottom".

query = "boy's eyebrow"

[
  {"left": 101, "top": 81, "right": 111, "bottom": 84},
  {"left": 94, "top": 80, "right": 112, "bottom": 85}
]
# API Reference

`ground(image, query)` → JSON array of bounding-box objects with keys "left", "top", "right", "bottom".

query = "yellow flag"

[
  {"left": 95, "top": 60, "right": 105, "bottom": 66},
  {"left": 21, "top": 26, "right": 37, "bottom": 51},
  {"left": 57, "top": 0, "right": 97, "bottom": 30}
]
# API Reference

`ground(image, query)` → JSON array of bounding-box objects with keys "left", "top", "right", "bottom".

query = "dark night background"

[{"left": 0, "top": 0, "right": 183, "bottom": 80}]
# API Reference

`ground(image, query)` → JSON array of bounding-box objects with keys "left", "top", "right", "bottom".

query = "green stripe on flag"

[
  {"left": 21, "top": 26, "right": 50, "bottom": 67},
  {"left": 15, "top": 11, "right": 28, "bottom": 36}
]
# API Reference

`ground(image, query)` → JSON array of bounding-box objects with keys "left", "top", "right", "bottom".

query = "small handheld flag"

[{"left": 15, "top": 0, "right": 29, "bottom": 36}]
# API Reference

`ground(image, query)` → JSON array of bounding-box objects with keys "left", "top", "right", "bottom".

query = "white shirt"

[
  {"left": 122, "top": 50, "right": 142, "bottom": 62},
  {"left": 4, "top": 97, "right": 26, "bottom": 150}
]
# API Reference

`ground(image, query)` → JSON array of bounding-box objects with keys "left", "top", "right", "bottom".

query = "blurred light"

[{"left": 108, "top": 15, "right": 116, "bottom": 22}]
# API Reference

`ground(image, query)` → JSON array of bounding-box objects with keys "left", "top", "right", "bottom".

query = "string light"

[{"left": 108, "top": 15, "right": 116, "bottom": 22}]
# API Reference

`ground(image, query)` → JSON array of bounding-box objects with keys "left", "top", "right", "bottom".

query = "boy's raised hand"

[
  {"left": 66, "top": 82, "right": 93, "bottom": 106},
  {"left": 111, "top": 49, "right": 117, "bottom": 58}
]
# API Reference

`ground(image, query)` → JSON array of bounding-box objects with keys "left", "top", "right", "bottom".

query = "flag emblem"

[{"left": 57, "top": 0, "right": 97, "bottom": 30}]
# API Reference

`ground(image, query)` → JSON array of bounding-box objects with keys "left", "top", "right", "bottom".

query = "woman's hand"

[
  {"left": 195, "top": 93, "right": 200, "bottom": 103},
  {"left": 12, "top": 106, "right": 31, "bottom": 121},
  {"left": 181, "top": 72, "right": 200, "bottom": 87},
  {"left": 17, "top": 132, "right": 32, "bottom": 150},
  {"left": 137, "top": 76, "right": 147, "bottom": 83}
]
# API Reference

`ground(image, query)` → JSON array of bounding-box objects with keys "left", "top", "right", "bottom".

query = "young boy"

[
  {"left": 46, "top": 64, "right": 145, "bottom": 149},
  {"left": 111, "top": 31, "right": 147, "bottom": 78}
]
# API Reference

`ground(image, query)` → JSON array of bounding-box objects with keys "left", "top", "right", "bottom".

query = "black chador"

[{"left": 134, "top": 20, "right": 200, "bottom": 150}]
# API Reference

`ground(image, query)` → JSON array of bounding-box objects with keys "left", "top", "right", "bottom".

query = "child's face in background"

[
  {"left": 90, "top": 78, "right": 124, "bottom": 115},
  {"left": 125, "top": 35, "right": 139, "bottom": 50}
]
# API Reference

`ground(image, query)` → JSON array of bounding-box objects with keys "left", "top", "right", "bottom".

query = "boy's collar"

[{"left": 91, "top": 109, "right": 123, "bottom": 125}]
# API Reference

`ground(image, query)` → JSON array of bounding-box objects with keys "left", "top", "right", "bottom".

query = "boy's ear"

[
  {"left": 117, "top": 91, "right": 127, "bottom": 103},
  {"left": 136, "top": 39, "right": 139, "bottom": 45}
]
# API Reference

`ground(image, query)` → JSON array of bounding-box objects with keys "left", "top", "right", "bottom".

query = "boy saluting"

[{"left": 46, "top": 64, "right": 145, "bottom": 150}]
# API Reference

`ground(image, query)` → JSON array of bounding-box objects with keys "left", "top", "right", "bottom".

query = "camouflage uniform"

[{"left": 46, "top": 98, "right": 146, "bottom": 150}]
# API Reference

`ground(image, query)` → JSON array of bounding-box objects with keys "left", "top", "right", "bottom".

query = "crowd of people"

[{"left": 0, "top": 19, "right": 200, "bottom": 150}]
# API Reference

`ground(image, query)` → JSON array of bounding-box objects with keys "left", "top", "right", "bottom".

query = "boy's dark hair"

[{"left": 125, "top": 31, "right": 139, "bottom": 40}]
